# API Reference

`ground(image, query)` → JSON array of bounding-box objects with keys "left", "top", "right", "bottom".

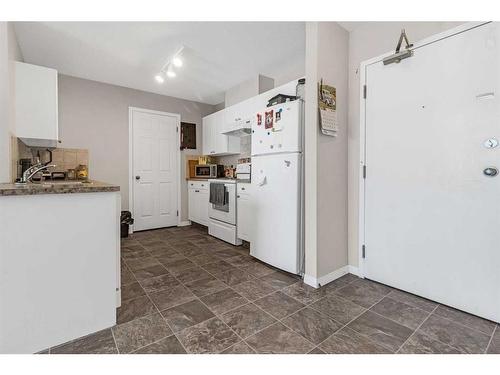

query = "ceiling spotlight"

[
  {"left": 154, "top": 72, "right": 165, "bottom": 83},
  {"left": 166, "top": 69, "right": 176, "bottom": 78},
  {"left": 172, "top": 57, "right": 183, "bottom": 67}
]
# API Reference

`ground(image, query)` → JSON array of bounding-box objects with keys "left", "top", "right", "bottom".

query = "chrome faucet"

[{"left": 20, "top": 163, "right": 56, "bottom": 183}]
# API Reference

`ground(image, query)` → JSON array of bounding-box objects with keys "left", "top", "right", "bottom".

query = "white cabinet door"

[
  {"left": 202, "top": 114, "right": 216, "bottom": 155},
  {"left": 188, "top": 188, "right": 198, "bottom": 223},
  {"left": 198, "top": 190, "right": 209, "bottom": 226},
  {"left": 15, "top": 62, "right": 58, "bottom": 143},
  {"left": 202, "top": 110, "right": 240, "bottom": 156},
  {"left": 237, "top": 184, "right": 252, "bottom": 241},
  {"left": 188, "top": 181, "right": 209, "bottom": 226}
]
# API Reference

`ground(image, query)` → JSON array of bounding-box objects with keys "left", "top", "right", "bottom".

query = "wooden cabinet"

[
  {"left": 15, "top": 62, "right": 59, "bottom": 146},
  {"left": 202, "top": 110, "right": 239, "bottom": 156},
  {"left": 188, "top": 180, "right": 209, "bottom": 225},
  {"left": 237, "top": 183, "right": 253, "bottom": 242}
]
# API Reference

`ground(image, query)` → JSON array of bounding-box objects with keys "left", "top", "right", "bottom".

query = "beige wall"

[
  {"left": 347, "top": 22, "right": 464, "bottom": 268},
  {"left": 57, "top": 74, "right": 215, "bottom": 220},
  {"left": 304, "top": 22, "right": 349, "bottom": 282}
]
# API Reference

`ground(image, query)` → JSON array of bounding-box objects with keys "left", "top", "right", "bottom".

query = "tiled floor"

[{"left": 44, "top": 225, "right": 499, "bottom": 354}]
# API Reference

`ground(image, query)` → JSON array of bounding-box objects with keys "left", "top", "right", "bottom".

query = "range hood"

[
  {"left": 19, "top": 137, "right": 58, "bottom": 149},
  {"left": 222, "top": 127, "right": 252, "bottom": 137}
]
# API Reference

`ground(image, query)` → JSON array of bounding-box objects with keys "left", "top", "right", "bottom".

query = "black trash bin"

[{"left": 120, "top": 211, "right": 134, "bottom": 238}]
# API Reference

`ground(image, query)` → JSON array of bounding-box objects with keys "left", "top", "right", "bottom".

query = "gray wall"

[
  {"left": 57, "top": 74, "right": 215, "bottom": 220},
  {"left": 346, "top": 22, "right": 464, "bottom": 267},
  {"left": 304, "top": 22, "right": 349, "bottom": 281}
]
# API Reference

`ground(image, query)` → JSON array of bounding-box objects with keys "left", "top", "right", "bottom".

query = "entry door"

[
  {"left": 364, "top": 23, "right": 500, "bottom": 322},
  {"left": 132, "top": 109, "right": 179, "bottom": 231}
]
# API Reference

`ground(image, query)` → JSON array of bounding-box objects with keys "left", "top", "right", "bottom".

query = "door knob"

[
  {"left": 483, "top": 167, "right": 498, "bottom": 177},
  {"left": 135, "top": 175, "right": 141, "bottom": 180}
]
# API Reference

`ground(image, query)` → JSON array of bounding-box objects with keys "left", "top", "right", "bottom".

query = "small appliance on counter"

[
  {"left": 236, "top": 162, "right": 251, "bottom": 182},
  {"left": 195, "top": 164, "right": 224, "bottom": 178}
]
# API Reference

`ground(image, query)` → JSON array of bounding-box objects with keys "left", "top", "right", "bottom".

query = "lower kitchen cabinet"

[
  {"left": 188, "top": 180, "right": 209, "bottom": 226},
  {"left": 237, "top": 183, "right": 253, "bottom": 242}
]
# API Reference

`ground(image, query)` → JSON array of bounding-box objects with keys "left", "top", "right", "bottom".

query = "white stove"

[{"left": 208, "top": 179, "right": 242, "bottom": 246}]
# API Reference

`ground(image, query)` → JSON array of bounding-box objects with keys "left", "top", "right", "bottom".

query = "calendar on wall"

[{"left": 318, "top": 80, "right": 338, "bottom": 137}]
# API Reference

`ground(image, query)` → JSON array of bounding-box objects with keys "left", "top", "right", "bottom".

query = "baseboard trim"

[
  {"left": 178, "top": 221, "right": 191, "bottom": 227},
  {"left": 347, "top": 265, "right": 361, "bottom": 277},
  {"left": 304, "top": 265, "right": 360, "bottom": 289},
  {"left": 303, "top": 274, "right": 319, "bottom": 288}
]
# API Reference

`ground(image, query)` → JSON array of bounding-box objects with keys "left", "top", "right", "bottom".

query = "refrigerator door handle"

[{"left": 257, "top": 176, "right": 267, "bottom": 186}]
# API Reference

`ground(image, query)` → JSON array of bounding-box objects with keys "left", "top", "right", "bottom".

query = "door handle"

[
  {"left": 135, "top": 176, "right": 141, "bottom": 180},
  {"left": 483, "top": 167, "right": 498, "bottom": 177}
]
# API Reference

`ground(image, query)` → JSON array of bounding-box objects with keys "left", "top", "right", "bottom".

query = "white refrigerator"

[{"left": 250, "top": 100, "right": 304, "bottom": 274}]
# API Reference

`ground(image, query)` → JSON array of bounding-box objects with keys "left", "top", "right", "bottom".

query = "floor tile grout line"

[
  {"left": 484, "top": 324, "right": 497, "bottom": 354},
  {"left": 331, "top": 279, "right": 496, "bottom": 350},
  {"left": 429, "top": 308, "right": 497, "bottom": 338},
  {"left": 110, "top": 325, "right": 120, "bottom": 354},
  {"left": 394, "top": 304, "right": 439, "bottom": 354},
  {"left": 158, "top": 261, "right": 246, "bottom": 354},
  {"left": 312, "top": 291, "right": 397, "bottom": 353},
  {"left": 392, "top": 305, "right": 466, "bottom": 354}
]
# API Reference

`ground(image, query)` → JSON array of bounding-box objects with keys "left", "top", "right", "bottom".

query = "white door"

[
  {"left": 251, "top": 152, "right": 301, "bottom": 274},
  {"left": 364, "top": 23, "right": 500, "bottom": 322},
  {"left": 132, "top": 109, "right": 179, "bottom": 231}
]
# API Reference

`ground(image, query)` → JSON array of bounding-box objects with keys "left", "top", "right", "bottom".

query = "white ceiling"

[{"left": 14, "top": 22, "right": 305, "bottom": 105}]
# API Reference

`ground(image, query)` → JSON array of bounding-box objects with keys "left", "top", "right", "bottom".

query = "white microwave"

[{"left": 195, "top": 164, "right": 224, "bottom": 178}]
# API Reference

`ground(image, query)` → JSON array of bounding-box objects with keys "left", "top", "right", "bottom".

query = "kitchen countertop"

[{"left": 0, "top": 180, "right": 120, "bottom": 196}]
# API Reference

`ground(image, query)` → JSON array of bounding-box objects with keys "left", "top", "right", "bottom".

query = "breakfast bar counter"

[
  {"left": 0, "top": 182, "right": 121, "bottom": 353},
  {"left": 0, "top": 180, "right": 120, "bottom": 196}
]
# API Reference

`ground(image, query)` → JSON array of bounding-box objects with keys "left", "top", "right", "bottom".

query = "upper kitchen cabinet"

[
  {"left": 224, "top": 96, "right": 257, "bottom": 135},
  {"left": 202, "top": 110, "right": 239, "bottom": 156},
  {"left": 15, "top": 62, "right": 59, "bottom": 148}
]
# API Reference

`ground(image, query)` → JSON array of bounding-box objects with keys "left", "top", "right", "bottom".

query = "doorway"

[
  {"left": 360, "top": 22, "right": 499, "bottom": 322},
  {"left": 129, "top": 107, "right": 181, "bottom": 231}
]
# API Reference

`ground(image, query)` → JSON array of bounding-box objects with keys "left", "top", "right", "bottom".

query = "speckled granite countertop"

[{"left": 0, "top": 180, "right": 120, "bottom": 196}]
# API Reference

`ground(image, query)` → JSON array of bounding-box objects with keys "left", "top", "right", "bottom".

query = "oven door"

[{"left": 208, "top": 183, "right": 236, "bottom": 225}]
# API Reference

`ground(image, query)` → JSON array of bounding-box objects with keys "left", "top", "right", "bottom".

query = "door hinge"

[
  {"left": 363, "top": 85, "right": 367, "bottom": 99},
  {"left": 176, "top": 127, "right": 179, "bottom": 133},
  {"left": 363, "top": 165, "right": 366, "bottom": 179},
  {"left": 362, "top": 244, "right": 366, "bottom": 259},
  {"left": 176, "top": 210, "right": 179, "bottom": 216}
]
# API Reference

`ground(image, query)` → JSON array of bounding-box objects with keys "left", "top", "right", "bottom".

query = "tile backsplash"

[
  {"left": 50, "top": 148, "right": 89, "bottom": 173},
  {"left": 15, "top": 139, "right": 89, "bottom": 178}
]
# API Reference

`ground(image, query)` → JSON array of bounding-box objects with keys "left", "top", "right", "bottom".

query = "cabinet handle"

[
  {"left": 195, "top": 190, "right": 200, "bottom": 192},
  {"left": 241, "top": 187, "right": 245, "bottom": 190},
  {"left": 237, "top": 195, "right": 240, "bottom": 198}
]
